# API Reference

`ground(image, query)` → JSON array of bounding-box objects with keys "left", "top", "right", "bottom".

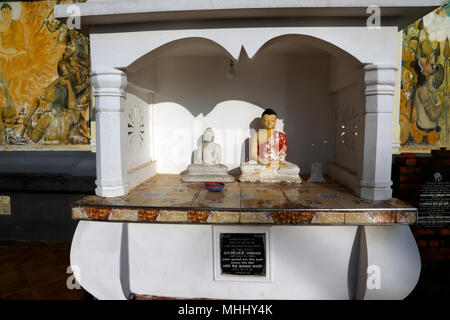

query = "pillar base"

[
  {"left": 357, "top": 185, "right": 392, "bottom": 201},
  {"left": 95, "top": 180, "right": 130, "bottom": 198}
]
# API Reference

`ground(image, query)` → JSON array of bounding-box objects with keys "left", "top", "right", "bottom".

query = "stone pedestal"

[
  {"left": 70, "top": 222, "right": 421, "bottom": 300},
  {"left": 239, "top": 160, "right": 302, "bottom": 183},
  {"left": 181, "top": 164, "right": 234, "bottom": 182}
]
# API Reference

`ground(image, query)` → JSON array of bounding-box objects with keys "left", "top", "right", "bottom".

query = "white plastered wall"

[
  {"left": 124, "top": 89, "right": 156, "bottom": 188},
  {"left": 328, "top": 54, "right": 366, "bottom": 190},
  {"left": 151, "top": 52, "right": 335, "bottom": 174}
]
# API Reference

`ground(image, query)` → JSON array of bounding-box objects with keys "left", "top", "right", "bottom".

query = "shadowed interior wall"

[
  {"left": 329, "top": 54, "right": 365, "bottom": 179},
  {"left": 152, "top": 51, "right": 335, "bottom": 174}
]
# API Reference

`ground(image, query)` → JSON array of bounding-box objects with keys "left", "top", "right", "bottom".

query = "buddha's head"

[
  {"left": 1, "top": 3, "right": 12, "bottom": 23},
  {"left": 203, "top": 128, "right": 214, "bottom": 142},
  {"left": 261, "top": 108, "right": 277, "bottom": 130}
]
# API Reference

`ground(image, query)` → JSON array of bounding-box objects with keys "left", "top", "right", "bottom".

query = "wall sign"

[
  {"left": 213, "top": 226, "right": 271, "bottom": 282},
  {"left": 0, "top": 195, "right": 11, "bottom": 215},
  {"left": 220, "top": 233, "right": 266, "bottom": 276},
  {"left": 418, "top": 164, "right": 450, "bottom": 226}
]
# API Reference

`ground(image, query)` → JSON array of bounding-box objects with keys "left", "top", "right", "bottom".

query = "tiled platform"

[{"left": 72, "top": 174, "right": 417, "bottom": 225}]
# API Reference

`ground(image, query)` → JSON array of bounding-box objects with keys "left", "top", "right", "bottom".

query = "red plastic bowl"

[{"left": 205, "top": 182, "right": 225, "bottom": 192}]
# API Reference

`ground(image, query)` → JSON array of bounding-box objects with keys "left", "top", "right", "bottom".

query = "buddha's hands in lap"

[
  {"left": 272, "top": 161, "right": 288, "bottom": 168},
  {"left": 256, "top": 154, "right": 288, "bottom": 168}
]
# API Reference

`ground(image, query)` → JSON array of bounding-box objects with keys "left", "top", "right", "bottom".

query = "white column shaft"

[
  {"left": 91, "top": 69, "right": 129, "bottom": 197},
  {"left": 359, "top": 64, "right": 397, "bottom": 200}
]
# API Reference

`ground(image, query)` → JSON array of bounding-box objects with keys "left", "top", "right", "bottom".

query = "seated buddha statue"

[
  {"left": 239, "top": 108, "right": 301, "bottom": 183},
  {"left": 181, "top": 128, "right": 234, "bottom": 182}
]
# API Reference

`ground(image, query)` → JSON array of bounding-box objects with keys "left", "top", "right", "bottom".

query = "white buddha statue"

[
  {"left": 239, "top": 108, "right": 301, "bottom": 183},
  {"left": 181, "top": 128, "right": 234, "bottom": 182}
]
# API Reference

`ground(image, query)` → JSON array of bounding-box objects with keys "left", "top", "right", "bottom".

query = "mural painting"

[
  {"left": 400, "top": 1, "right": 450, "bottom": 153},
  {"left": 0, "top": 0, "right": 90, "bottom": 150}
]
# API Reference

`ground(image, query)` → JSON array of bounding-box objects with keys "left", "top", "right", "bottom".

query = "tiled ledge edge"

[{"left": 72, "top": 206, "right": 417, "bottom": 225}]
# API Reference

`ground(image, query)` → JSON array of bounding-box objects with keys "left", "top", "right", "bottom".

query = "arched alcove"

[{"left": 123, "top": 34, "right": 365, "bottom": 177}]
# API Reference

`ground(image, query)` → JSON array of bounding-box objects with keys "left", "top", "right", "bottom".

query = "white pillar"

[
  {"left": 91, "top": 69, "right": 129, "bottom": 197},
  {"left": 358, "top": 64, "right": 397, "bottom": 200}
]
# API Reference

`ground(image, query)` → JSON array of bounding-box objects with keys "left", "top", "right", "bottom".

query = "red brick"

[
  {"left": 417, "top": 158, "right": 431, "bottom": 165},
  {"left": 417, "top": 229, "right": 436, "bottom": 236},
  {"left": 437, "top": 251, "right": 450, "bottom": 259},
  {"left": 429, "top": 240, "right": 439, "bottom": 247},
  {"left": 400, "top": 167, "right": 415, "bottom": 174},
  {"left": 399, "top": 183, "right": 421, "bottom": 191},
  {"left": 399, "top": 175, "right": 420, "bottom": 182},
  {"left": 417, "top": 240, "right": 428, "bottom": 247},
  {"left": 396, "top": 192, "right": 420, "bottom": 203},
  {"left": 420, "top": 248, "right": 438, "bottom": 260},
  {"left": 421, "top": 248, "right": 450, "bottom": 260},
  {"left": 440, "top": 240, "right": 450, "bottom": 248},
  {"left": 438, "top": 229, "right": 450, "bottom": 236},
  {"left": 395, "top": 158, "right": 414, "bottom": 165},
  {"left": 432, "top": 158, "right": 450, "bottom": 166},
  {"left": 431, "top": 149, "right": 450, "bottom": 158},
  {"left": 400, "top": 153, "right": 416, "bottom": 158}
]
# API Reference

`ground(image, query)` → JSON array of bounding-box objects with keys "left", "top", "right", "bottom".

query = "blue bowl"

[{"left": 205, "top": 182, "right": 225, "bottom": 192}]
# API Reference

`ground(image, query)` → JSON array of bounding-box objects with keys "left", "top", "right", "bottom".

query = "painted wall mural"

[
  {"left": 0, "top": 0, "right": 90, "bottom": 150},
  {"left": 400, "top": 1, "right": 450, "bottom": 153}
]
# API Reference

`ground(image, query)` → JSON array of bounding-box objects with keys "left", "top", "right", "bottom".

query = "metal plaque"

[
  {"left": 220, "top": 233, "right": 266, "bottom": 276},
  {"left": 0, "top": 196, "right": 11, "bottom": 215}
]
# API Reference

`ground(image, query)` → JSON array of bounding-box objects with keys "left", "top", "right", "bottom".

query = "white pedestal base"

[
  {"left": 181, "top": 164, "right": 234, "bottom": 182},
  {"left": 71, "top": 222, "right": 420, "bottom": 300},
  {"left": 239, "top": 161, "right": 302, "bottom": 183}
]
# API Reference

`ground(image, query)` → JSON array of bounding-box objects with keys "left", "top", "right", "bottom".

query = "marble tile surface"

[{"left": 73, "top": 174, "right": 417, "bottom": 225}]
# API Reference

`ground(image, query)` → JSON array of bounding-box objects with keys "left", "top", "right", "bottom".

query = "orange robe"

[
  {"left": 258, "top": 130, "right": 287, "bottom": 162},
  {"left": 1, "top": 20, "right": 25, "bottom": 51}
]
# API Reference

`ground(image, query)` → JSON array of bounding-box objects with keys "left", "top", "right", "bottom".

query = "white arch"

[{"left": 90, "top": 26, "right": 398, "bottom": 70}]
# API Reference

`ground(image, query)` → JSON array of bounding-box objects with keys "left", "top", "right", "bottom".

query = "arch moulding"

[{"left": 89, "top": 26, "right": 399, "bottom": 70}]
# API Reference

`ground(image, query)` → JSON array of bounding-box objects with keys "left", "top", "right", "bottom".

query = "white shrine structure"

[
  {"left": 57, "top": 0, "right": 440, "bottom": 200},
  {"left": 55, "top": 0, "right": 441, "bottom": 300}
]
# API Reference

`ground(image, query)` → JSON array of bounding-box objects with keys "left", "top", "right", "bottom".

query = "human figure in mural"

[
  {"left": 43, "top": 17, "right": 91, "bottom": 143},
  {"left": 43, "top": 17, "right": 89, "bottom": 62},
  {"left": 0, "top": 3, "right": 26, "bottom": 57},
  {"left": 57, "top": 45, "right": 90, "bottom": 143},
  {"left": 23, "top": 78, "right": 80, "bottom": 145},
  {"left": 410, "top": 56, "right": 450, "bottom": 145},
  {"left": 0, "top": 75, "right": 16, "bottom": 144}
]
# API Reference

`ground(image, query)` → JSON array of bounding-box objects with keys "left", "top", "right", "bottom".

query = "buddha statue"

[
  {"left": 181, "top": 127, "right": 234, "bottom": 182},
  {"left": 239, "top": 108, "right": 301, "bottom": 183}
]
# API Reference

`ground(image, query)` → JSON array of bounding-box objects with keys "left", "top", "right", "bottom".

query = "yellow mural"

[
  {"left": 0, "top": 0, "right": 90, "bottom": 150},
  {"left": 400, "top": 1, "right": 450, "bottom": 153}
]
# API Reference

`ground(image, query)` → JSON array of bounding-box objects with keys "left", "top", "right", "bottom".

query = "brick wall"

[
  {"left": 392, "top": 150, "right": 450, "bottom": 261},
  {"left": 410, "top": 226, "right": 450, "bottom": 260}
]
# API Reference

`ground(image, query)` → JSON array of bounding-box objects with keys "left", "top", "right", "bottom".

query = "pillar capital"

[
  {"left": 363, "top": 64, "right": 397, "bottom": 113},
  {"left": 91, "top": 68, "right": 127, "bottom": 89},
  {"left": 91, "top": 69, "right": 127, "bottom": 113}
]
